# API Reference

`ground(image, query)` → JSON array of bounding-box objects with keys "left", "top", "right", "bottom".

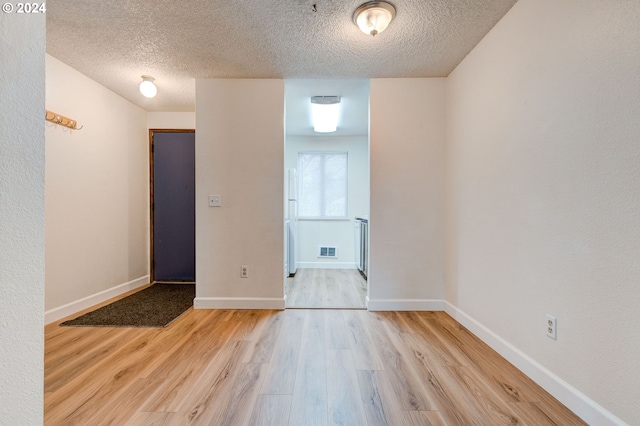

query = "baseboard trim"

[
  {"left": 444, "top": 302, "right": 625, "bottom": 426},
  {"left": 194, "top": 297, "right": 285, "bottom": 310},
  {"left": 44, "top": 275, "right": 150, "bottom": 325},
  {"left": 296, "top": 262, "right": 357, "bottom": 269},
  {"left": 366, "top": 298, "right": 445, "bottom": 311}
]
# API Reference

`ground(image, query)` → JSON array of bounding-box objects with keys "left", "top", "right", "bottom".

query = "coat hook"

[{"left": 45, "top": 109, "right": 83, "bottom": 130}]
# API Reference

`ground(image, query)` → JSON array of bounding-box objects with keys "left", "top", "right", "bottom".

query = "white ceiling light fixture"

[
  {"left": 353, "top": 1, "right": 396, "bottom": 37},
  {"left": 311, "top": 96, "right": 341, "bottom": 133},
  {"left": 139, "top": 75, "right": 157, "bottom": 98}
]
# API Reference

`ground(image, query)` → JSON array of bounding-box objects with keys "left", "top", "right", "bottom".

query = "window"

[{"left": 298, "top": 152, "right": 348, "bottom": 218}]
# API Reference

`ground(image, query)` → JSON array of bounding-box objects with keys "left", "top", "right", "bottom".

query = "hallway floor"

[
  {"left": 44, "top": 308, "right": 585, "bottom": 425},
  {"left": 285, "top": 268, "right": 367, "bottom": 309}
]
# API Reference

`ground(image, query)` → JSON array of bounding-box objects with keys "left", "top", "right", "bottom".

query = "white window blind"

[{"left": 298, "top": 152, "right": 348, "bottom": 218}]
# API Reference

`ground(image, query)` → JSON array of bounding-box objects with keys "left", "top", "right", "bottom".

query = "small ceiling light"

[
  {"left": 139, "top": 75, "right": 157, "bottom": 98},
  {"left": 311, "top": 96, "right": 341, "bottom": 133},
  {"left": 353, "top": 1, "right": 396, "bottom": 37}
]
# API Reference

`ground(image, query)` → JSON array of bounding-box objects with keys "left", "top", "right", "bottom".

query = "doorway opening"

[
  {"left": 149, "top": 129, "right": 196, "bottom": 284},
  {"left": 283, "top": 79, "right": 370, "bottom": 309}
]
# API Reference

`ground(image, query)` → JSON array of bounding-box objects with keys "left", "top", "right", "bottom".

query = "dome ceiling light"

[
  {"left": 139, "top": 75, "right": 158, "bottom": 98},
  {"left": 353, "top": 1, "right": 396, "bottom": 37}
]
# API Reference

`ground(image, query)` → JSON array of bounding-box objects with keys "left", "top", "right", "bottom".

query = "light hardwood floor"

[
  {"left": 44, "top": 305, "right": 585, "bottom": 425},
  {"left": 286, "top": 268, "right": 367, "bottom": 309}
]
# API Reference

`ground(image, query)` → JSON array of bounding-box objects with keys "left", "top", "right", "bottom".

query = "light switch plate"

[{"left": 208, "top": 194, "right": 221, "bottom": 207}]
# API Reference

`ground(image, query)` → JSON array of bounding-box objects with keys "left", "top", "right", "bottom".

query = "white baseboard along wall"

[
  {"left": 44, "top": 275, "right": 149, "bottom": 325},
  {"left": 366, "top": 297, "right": 444, "bottom": 311},
  {"left": 194, "top": 297, "right": 286, "bottom": 310},
  {"left": 443, "top": 302, "right": 625, "bottom": 426},
  {"left": 296, "top": 262, "right": 357, "bottom": 269}
]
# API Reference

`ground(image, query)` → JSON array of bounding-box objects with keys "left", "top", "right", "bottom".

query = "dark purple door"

[{"left": 152, "top": 131, "right": 195, "bottom": 282}]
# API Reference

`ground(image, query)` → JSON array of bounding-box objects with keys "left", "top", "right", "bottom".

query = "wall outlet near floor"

[
  {"left": 241, "top": 265, "right": 249, "bottom": 278},
  {"left": 546, "top": 314, "right": 557, "bottom": 340}
]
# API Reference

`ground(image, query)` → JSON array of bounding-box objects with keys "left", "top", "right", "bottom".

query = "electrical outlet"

[
  {"left": 546, "top": 314, "right": 557, "bottom": 340},
  {"left": 241, "top": 265, "right": 249, "bottom": 278}
]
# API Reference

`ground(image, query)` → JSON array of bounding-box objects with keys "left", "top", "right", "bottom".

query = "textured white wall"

[
  {"left": 45, "top": 55, "right": 149, "bottom": 311},
  {"left": 0, "top": 13, "right": 45, "bottom": 425},
  {"left": 147, "top": 112, "right": 195, "bottom": 129},
  {"left": 369, "top": 79, "right": 446, "bottom": 305},
  {"left": 195, "top": 79, "right": 285, "bottom": 307},
  {"left": 285, "top": 135, "right": 369, "bottom": 267},
  {"left": 446, "top": 0, "right": 640, "bottom": 423}
]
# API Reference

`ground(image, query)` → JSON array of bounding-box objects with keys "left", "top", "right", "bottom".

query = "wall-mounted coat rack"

[{"left": 45, "top": 110, "right": 83, "bottom": 130}]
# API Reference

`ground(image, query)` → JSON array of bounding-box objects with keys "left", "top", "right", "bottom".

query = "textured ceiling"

[{"left": 46, "top": 0, "right": 517, "bottom": 112}]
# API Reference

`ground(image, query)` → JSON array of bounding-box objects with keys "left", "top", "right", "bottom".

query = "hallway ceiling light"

[
  {"left": 311, "top": 96, "right": 341, "bottom": 133},
  {"left": 353, "top": 1, "right": 396, "bottom": 37},
  {"left": 139, "top": 75, "right": 157, "bottom": 98}
]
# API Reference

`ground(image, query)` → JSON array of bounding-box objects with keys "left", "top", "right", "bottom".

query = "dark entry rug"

[{"left": 61, "top": 284, "right": 195, "bottom": 328}]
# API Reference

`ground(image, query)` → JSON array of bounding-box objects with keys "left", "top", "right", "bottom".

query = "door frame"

[{"left": 149, "top": 129, "right": 196, "bottom": 284}]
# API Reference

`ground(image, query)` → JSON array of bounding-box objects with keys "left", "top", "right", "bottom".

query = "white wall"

[
  {"left": 446, "top": 0, "right": 640, "bottom": 424},
  {"left": 369, "top": 78, "right": 446, "bottom": 310},
  {"left": 195, "top": 79, "right": 285, "bottom": 309},
  {"left": 45, "top": 55, "right": 149, "bottom": 320},
  {"left": 0, "top": 14, "right": 45, "bottom": 425},
  {"left": 285, "top": 135, "right": 369, "bottom": 268},
  {"left": 147, "top": 112, "right": 195, "bottom": 129}
]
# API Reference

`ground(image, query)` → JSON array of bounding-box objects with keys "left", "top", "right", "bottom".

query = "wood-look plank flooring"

[
  {"left": 44, "top": 304, "right": 586, "bottom": 425},
  {"left": 286, "top": 268, "right": 367, "bottom": 309}
]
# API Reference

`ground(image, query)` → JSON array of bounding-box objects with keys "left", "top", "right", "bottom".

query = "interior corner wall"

[
  {"left": 0, "top": 13, "right": 45, "bottom": 424},
  {"left": 195, "top": 79, "right": 285, "bottom": 309},
  {"left": 285, "top": 135, "right": 369, "bottom": 267},
  {"left": 45, "top": 55, "right": 149, "bottom": 316},
  {"left": 369, "top": 78, "right": 446, "bottom": 309},
  {"left": 445, "top": 0, "right": 640, "bottom": 423}
]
